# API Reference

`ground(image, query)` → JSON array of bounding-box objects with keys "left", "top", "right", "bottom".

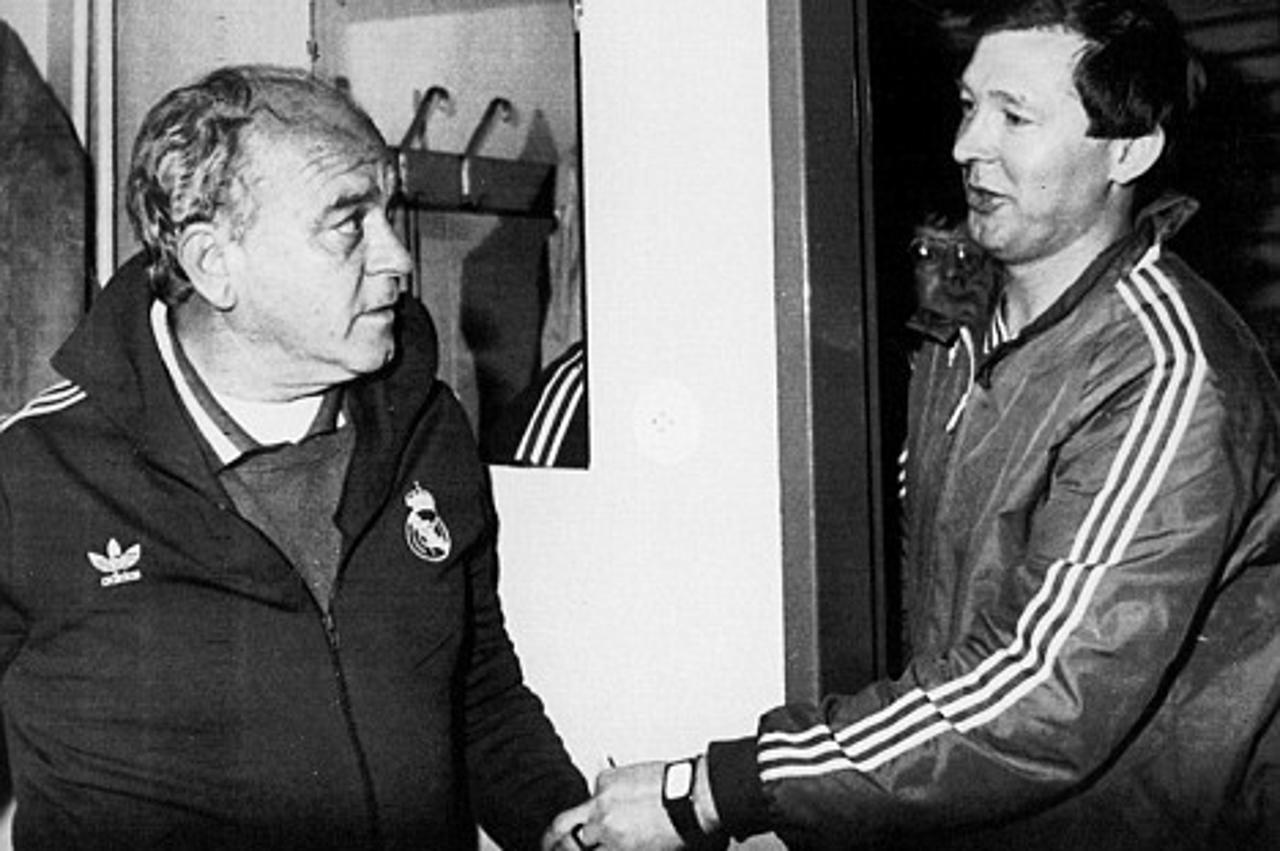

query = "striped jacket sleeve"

[
  {"left": 511, "top": 343, "right": 585, "bottom": 467},
  {"left": 709, "top": 258, "right": 1247, "bottom": 844},
  {"left": 0, "top": 383, "right": 84, "bottom": 671}
]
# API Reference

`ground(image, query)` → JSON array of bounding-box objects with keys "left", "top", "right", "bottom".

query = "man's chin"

[
  {"left": 347, "top": 341, "right": 398, "bottom": 377},
  {"left": 970, "top": 207, "right": 1030, "bottom": 255},
  {"left": 966, "top": 213, "right": 1001, "bottom": 253}
]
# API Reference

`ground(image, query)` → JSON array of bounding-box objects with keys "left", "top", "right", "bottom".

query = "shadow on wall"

[
  {"left": 399, "top": 107, "right": 588, "bottom": 468},
  {"left": 461, "top": 110, "right": 558, "bottom": 451}
]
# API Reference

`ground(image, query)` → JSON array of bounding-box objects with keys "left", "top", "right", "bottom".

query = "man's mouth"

[
  {"left": 360, "top": 304, "right": 397, "bottom": 322},
  {"left": 965, "top": 185, "right": 1004, "bottom": 215}
]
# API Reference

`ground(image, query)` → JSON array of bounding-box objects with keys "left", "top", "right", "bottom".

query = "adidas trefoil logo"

[{"left": 88, "top": 538, "right": 143, "bottom": 587}]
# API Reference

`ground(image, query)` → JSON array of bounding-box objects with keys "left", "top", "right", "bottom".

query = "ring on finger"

[{"left": 571, "top": 822, "right": 600, "bottom": 851}]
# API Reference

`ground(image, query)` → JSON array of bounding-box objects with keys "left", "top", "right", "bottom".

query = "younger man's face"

[{"left": 951, "top": 28, "right": 1120, "bottom": 270}]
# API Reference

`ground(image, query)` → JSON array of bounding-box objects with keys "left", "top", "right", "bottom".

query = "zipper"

[
  {"left": 322, "top": 609, "right": 384, "bottom": 848},
  {"left": 944, "top": 327, "right": 977, "bottom": 433},
  {"left": 914, "top": 341, "right": 978, "bottom": 641}
]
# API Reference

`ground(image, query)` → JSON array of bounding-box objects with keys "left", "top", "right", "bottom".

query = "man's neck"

[
  {"left": 170, "top": 299, "right": 329, "bottom": 404},
  {"left": 1002, "top": 215, "right": 1131, "bottom": 336}
]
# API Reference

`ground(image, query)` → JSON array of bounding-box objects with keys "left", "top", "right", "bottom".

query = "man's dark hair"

[{"left": 950, "top": 0, "right": 1203, "bottom": 141}]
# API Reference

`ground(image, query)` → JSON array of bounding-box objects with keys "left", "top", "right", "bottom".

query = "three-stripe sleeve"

[
  {"left": 0, "top": 381, "right": 85, "bottom": 434},
  {"left": 513, "top": 345, "right": 585, "bottom": 467},
  {"left": 754, "top": 259, "right": 1218, "bottom": 826}
]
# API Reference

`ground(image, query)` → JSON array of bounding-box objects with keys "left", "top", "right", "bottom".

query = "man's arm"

[
  {"left": 718, "top": 312, "right": 1255, "bottom": 843},
  {"left": 0, "top": 473, "right": 27, "bottom": 701},
  {"left": 462, "top": 499, "right": 589, "bottom": 850},
  {"left": 557, "top": 292, "right": 1264, "bottom": 846}
]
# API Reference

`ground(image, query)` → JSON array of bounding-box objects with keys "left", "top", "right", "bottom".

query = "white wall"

[{"left": 491, "top": 3, "right": 787, "bottom": 846}]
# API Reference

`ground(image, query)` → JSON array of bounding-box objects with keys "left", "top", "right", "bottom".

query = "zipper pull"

[{"left": 323, "top": 610, "right": 340, "bottom": 651}]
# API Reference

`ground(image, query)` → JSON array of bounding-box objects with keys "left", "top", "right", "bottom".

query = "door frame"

[{"left": 768, "top": 0, "right": 889, "bottom": 702}]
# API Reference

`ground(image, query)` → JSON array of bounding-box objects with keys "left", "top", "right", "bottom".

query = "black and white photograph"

[{"left": 0, "top": 1, "right": 1277, "bottom": 849}]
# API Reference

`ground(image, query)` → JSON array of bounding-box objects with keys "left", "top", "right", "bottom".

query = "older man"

[
  {"left": 549, "top": 1, "right": 1280, "bottom": 849},
  {"left": 0, "top": 65, "right": 586, "bottom": 850}
]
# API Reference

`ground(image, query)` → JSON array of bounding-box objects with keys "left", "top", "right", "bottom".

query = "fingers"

[
  {"left": 570, "top": 822, "right": 602, "bottom": 850},
  {"left": 594, "top": 765, "right": 619, "bottom": 794},
  {"left": 544, "top": 820, "right": 602, "bottom": 851},
  {"left": 543, "top": 802, "right": 594, "bottom": 851}
]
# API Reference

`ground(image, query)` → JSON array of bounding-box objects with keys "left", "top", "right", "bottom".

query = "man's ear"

[
  {"left": 175, "top": 223, "right": 236, "bottom": 310},
  {"left": 1109, "top": 126, "right": 1166, "bottom": 186}
]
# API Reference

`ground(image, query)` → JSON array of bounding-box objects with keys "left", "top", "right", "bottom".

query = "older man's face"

[
  {"left": 952, "top": 28, "right": 1120, "bottom": 271},
  {"left": 219, "top": 127, "right": 412, "bottom": 396}
]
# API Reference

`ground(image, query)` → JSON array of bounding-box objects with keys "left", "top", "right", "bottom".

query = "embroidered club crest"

[
  {"left": 88, "top": 538, "right": 143, "bottom": 587},
  {"left": 404, "top": 482, "right": 451, "bottom": 562}
]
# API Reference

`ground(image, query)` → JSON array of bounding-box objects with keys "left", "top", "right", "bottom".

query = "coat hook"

[
  {"left": 461, "top": 97, "right": 515, "bottom": 203},
  {"left": 465, "top": 97, "right": 515, "bottom": 158},
  {"left": 397, "top": 86, "right": 451, "bottom": 299},
  {"left": 400, "top": 85, "right": 453, "bottom": 150}
]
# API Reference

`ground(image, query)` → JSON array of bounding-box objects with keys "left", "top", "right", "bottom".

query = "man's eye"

[
  {"left": 335, "top": 213, "right": 365, "bottom": 236},
  {"left": 1004, "top": 110, "right": 1031, "bottom": 127},
  {"left": 958, "top": 98, "right": 975, "bottom": 116}
]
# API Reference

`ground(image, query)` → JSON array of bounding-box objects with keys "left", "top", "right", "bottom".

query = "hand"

[{"left": 542, "top": 761, "right": 681, "bottom": 851}]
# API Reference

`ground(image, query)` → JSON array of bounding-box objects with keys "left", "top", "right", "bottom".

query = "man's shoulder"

[
  {"left": 1142, "top": 252, "right": 1272, "bottom": 367},
  {"left": 0, "top": 380, "right": 90, "bottom": 441},
  {"left": 1092, "top": 249, "right": 1280, "bottom": 410}
]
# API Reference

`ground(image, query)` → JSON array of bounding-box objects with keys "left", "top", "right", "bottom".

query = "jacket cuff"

[{"left": 706, "top": 736, "right": 772, "bottom": 840}]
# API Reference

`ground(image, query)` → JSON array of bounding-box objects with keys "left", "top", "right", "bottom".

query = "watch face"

[{"left": 664, "top": 760, "right": 695, "bottom": 798}]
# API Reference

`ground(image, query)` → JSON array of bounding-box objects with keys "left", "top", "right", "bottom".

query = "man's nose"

[
  {"left": 952, "top": 108, "right": 992, "bottom": 166},
  {"left": 368, "top": 214, "right": 414, "bottom": 279}
]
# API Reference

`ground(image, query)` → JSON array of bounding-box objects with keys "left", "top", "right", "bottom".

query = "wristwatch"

[{"left": 661, "top": 757, "right": 704, "bottom": 845}]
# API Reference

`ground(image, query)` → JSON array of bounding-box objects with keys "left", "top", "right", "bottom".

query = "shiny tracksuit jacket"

[
  {"left": 707, "top": 196, "right": 1280, "bottom": 849},
  {"left": 0, "top": 257, "right": 587, "bottom": 850}
]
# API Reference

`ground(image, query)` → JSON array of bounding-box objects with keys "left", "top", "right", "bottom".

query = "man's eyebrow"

[
  {"left": 309, "top": 184, "right": 385, "bottom": 232},
  {"left": 991, "top": 89, "right": 1033, "bottom": 109},
  {"left": 325, "top": 186, "right": 383, "bottom": 214},
  {"left": 956, "top": 80, "right": 1033, "bottom": 109}
]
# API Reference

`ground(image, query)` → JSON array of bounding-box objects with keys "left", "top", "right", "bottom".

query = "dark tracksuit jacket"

[
  {"left": 707, "top": 196, "right": 1280, "bottom": 850},
  {"left": 0, "top": 256, "right": 587, "bottom": 850}
]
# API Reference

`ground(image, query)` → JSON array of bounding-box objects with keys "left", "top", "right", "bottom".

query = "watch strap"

[{"left": 662, "top": 758, "right": 704, "bottom": 844}]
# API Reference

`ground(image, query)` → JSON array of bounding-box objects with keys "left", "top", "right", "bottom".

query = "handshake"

[{"left": 542, "top": 756, "right": 729, "bottom": 851}]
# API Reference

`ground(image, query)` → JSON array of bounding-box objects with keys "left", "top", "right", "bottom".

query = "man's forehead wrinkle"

[
  {"left": 260, "top": 135, "right": 390, "bottom": 198},
  {"left": 962, "top": 37, "right": 1087, "bottom": 108},
  {"left": 239, "top": 122, "right": 389, "bottom": 186},
  {"left": 305, "top": 162, "right": 399, "bottom": 226},
  {"left": 297, "top": 148, "right": 379, "bottom": 184}
]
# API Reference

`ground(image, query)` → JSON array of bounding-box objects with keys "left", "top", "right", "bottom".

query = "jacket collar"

[
  {"left": 1017, "top": 192, "right": 1199, "bottom": 335},
  {"left": 52, "top": 254, "right": 442, "bottom": 533},
  {"left": 152, "top": 301, "right": 347, "bottom": 469},
  {"left": 908, "top": 192, "right": 1199, "bottom": 350}
]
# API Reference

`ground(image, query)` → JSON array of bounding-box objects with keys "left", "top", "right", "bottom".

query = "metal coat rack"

[{"left": 394, "top": 87, "right": 557, "bottom": 220}]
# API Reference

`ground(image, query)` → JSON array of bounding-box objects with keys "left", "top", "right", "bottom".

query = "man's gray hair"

[{"left": 125, "top": 64, "right": 385, "bottom": 303}]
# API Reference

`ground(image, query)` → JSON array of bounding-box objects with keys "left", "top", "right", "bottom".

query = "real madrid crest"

[{"left": 404, "top": 482, "right": 452, "bottom": 562}]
